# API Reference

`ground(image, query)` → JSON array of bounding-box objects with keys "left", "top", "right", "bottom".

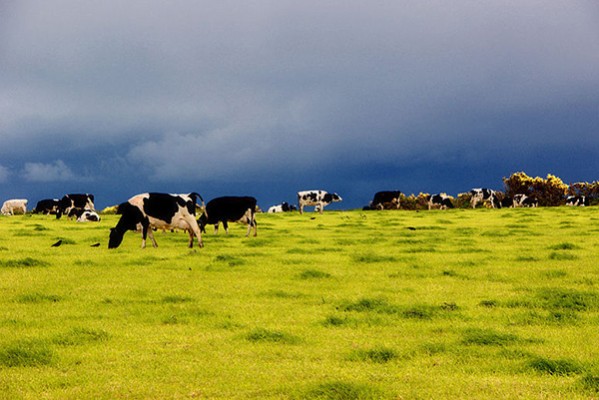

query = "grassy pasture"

[{"left": 0, "top": 207, "right": 598, "bottom": 399}]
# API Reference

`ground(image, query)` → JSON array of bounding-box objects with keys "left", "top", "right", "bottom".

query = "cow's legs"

[
  {"left": 147, "top": 228, "right": 158, "bottom": 247},
  {"left": 223, "top": 221, "right": 229, "bottom": 234}
]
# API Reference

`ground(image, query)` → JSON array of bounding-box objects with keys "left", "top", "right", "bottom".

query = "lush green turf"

[{"left": 0, "top": 207, "right": 598, "bottom": 399}]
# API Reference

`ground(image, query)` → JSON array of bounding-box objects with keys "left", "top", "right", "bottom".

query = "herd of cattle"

[{"left": 0, "top": 188, "right": 592, "bottom": 249}]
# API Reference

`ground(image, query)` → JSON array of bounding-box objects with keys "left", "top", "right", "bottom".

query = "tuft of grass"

[
  {"left": 298, "top": 381, "right": 385, "bottom": 400},
  {"left": 348, "top": 346, "right": 398, "bottom": 363},
  {"left": 536, "top": 288, "right": 599, "bottom": 311},
  {"left": 299, "top": 269, "right": 332, "bottom": 279},
  {"left": 548, "top": 242, "right": 580, "bottom": 250},
  {"left": 479, "top": 299, "right": 498, "bottom": 308},
  {"left": 579, "top": 374, "right": 599, "bottom": 393},
  {"left": 0, "top": 341, "right": 55, "bottom": 367},
  {"left": 213, "top": 254, "right": 245, "bottom": 266},
  {"left": 527, "top": 356, "right": 584, "bottom": 375},
  {"left": 549, "top": 252, "right": 578, "bottom": 260},
  {"left": 0, "top": 257, "right": 49, "bottom": 268},
  {"left": 52, "top": 327, "right": 110, "bottom": 346},
  {"left": 16, "top": 293, "right": 62, "bottom": 303},
  {"left": 245, "top": 328, "right": 300, "bottom": 344},
  {"left": 161, "top": 295, "right": 194, "bottom": 304},
  {"left": 340, "top": 298, "right": 398, "bottom": 314},
  {"left": 461, "top": 328, "right": 520, "bottom": 346},
  {"left": 322, "top": 315, "right": 351, "bottom": 327},
  {"left": 351, "top": 252, "right": 397, "bottom": 263}
]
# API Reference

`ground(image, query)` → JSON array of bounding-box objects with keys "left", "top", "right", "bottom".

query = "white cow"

[{"left": 1, "top": 199, "right": 28, "bottom": 215}]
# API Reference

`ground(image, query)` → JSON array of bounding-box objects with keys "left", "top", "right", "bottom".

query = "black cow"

[
  {"left": 427, "top": 193, "right": 454, "bottom": 210},
  {"left": 501, "top": 196, "right": 515, "bottom": 208},
  {"left": 108, "top": 192, "right": 204, "bottom": 249},
  {"left": 198, "top": 196, "right": 257, "bottom": 237},
  {"left": 369, "top": 191, "right": 401, "bottom": 210},
  {"left": 33, "top": 198, "right": 60, "bottom": 215},
  {"left": 57, "top": 193, "right": 95, "bottom": 219}
]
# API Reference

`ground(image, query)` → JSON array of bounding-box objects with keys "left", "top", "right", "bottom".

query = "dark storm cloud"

[{"left": 1, "top": 1, "right": 598, "bottom": 207}]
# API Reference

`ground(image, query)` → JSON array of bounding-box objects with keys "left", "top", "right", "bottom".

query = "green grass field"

[{"left": 1, "top": 207, "right": 598, "bottom": 399}]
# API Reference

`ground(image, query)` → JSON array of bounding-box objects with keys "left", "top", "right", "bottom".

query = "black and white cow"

[
  {"left": 267, "top": 202, "right": 297, "bottom": 213},
  {"left": 369, "top": 191, "right": 401, "bottom": 210},
  {"left": 33, "top": 199, "right": 60, "bottom": 215},
  {"left": 57, "top": 193, "right": 95, "bottom": 219},
  {"left": 521, "top": 196, "right": 539, "bottom": 207},
  {"left": 108, "top": 192, "right": 204, "bottom": 249},
  {"left": 469, "top": 188, "right": 501, "bottom": 209},
  {"left": 566, "top": 195, "right": 589, "bottom": 207},
  {"left": 76, "top": 210, "right": 101, "bottom": 222},
  {"left": 297, "top": 190, "right": 342, "bottom": 214},
  {"left": 1, "top": 199, "right": 28, "bottom": 215},
  {"left": 500, "top": 196, "right": 515, "bottom": 208},
  {"left": 427, "top": 193, "right": 454, "bottom": 210},
  {"left": 198, "top": 196, "right": 258, "bottom": 237}
]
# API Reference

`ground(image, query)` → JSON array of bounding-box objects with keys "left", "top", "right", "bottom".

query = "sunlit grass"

[{"left": 0, "top": 207, "right": 598, "bottom": 399}]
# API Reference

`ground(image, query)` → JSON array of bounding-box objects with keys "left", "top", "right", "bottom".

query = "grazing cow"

[
  {"left": 76, "top": 210, "right": 101, "bottom": 222},
  {"left": 57, "top": 193, "right": 95, "bottom": 219},
  {"left": 566, "top": 195, "right": 588, "bottom": 207},
  {"left": 267, "top": 202, "right": 297, "bottom": 213},
  {"left": 198, "top": 196, "right": 258, "bottom": 237},
  {"left": 1, "top": 199, "right": 28, "bottom": 215},
  {"left": 33, "top": 199, "right": 60, "bottom": 215},
  {"left": 427, "top": 193, "right": 454, "bottom": 210},
  {"left": 369, "top": 191, "right": 401, "bottom": 210},
  {"left": 297, "top": 190, "right": 342, "bottom": 214},
  {"left": 469, "top": 188, "right": 501, "bottom": 209},
  {"left": 109, "top": 192, "right": 204, "bottom": 249}
]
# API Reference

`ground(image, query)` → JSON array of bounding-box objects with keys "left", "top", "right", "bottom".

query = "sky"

[{"left": 1, "top": 1, "right": 598, "bottom": 210}]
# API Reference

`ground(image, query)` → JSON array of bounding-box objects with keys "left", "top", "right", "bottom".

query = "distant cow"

[
  {"left": 109, "top": 192, "right": 204, "bottom": 249},
  {"left": 198, "top": 196, "right": 257, "bottom": 237},
  {"left": 521, "top": 196, "right": 539, "bottom": 207},
  {"left": 57, "top": 194, "right": 95, "bottom": 219},
  {"left": 427, "top": 193, "right": 454, "bottom": 210},
  {"left": 297, "top": 190, "right": 342, "bottom": 214},
  {"left": 512, "top": 194, "right": 539, "bottom": 208},
  {"left": 77, "top": 210, "right": 101, "bottom": 222},
  {"left": 267, "top": 202, "right": 297, "bottom": 213},
  {"left": 34, "top": 199, "right": 60, "bottom": 215},
  {"left": 369, "top": 191, "right": 401, "bottom": 210},
  {"left": 470, "top": 188, "right": 501, "bottom": 209},
  {"left": 501, "top": 196, "right": 515, "bottom": 208},
  {"left": 1, "top": 199, "right": 28, "bottom": 215},
  {"left": 566, "top": 195, "right": 588, "bottom": 207}
]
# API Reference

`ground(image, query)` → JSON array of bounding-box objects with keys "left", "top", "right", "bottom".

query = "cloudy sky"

[{"left": 1, "top": 1, "right": 598, "bottom": 210}]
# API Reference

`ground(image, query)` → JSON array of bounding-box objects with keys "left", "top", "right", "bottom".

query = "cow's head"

[
  {"left": 331, "top": 193, "right": 342, "bottom": 202},
  {"left": 108, "top": 227, "right": 125, "bottom": 249},
  {"left": 108, "top": 202, "right": 145, "bottom": 249},
  {"left": 197, "top": 213, "right": 208, "bottom": 233}
]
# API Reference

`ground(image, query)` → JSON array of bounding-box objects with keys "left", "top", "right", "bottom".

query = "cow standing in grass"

[
  {"left": 109, "top": 192, "right": 204, "bottom": 249},
  {"left": 57, "top": 194, "right": 95, "bottom": 219},
  {"left": 469, "top": 188, "right": 501, "bottom": 209},
  {"left": 368, "top": 191, "right": 401, "bottom": 210},
  {"left": 1, "top": 199, "right": 28, "bottom": 215},
  {"left": 198, "top": 196, "right": 257, "bottom": 237},
  {"left": 427, "top": 194, "right": 454, "bottom": 210},
  {"left": 297, "top": 190, "right": 342, "bottom": 214}
]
